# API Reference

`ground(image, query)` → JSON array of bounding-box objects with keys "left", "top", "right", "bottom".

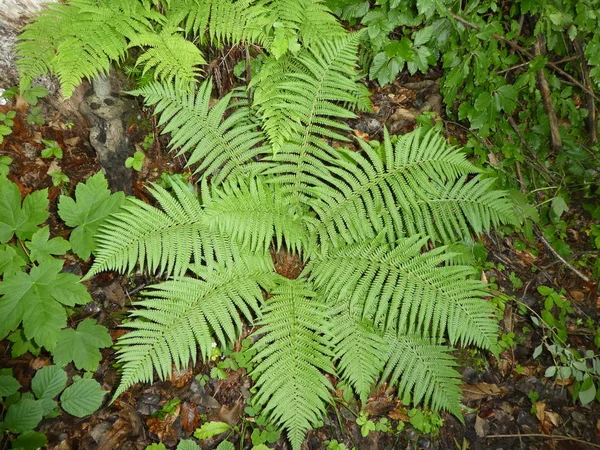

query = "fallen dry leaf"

[
  {"left": 474, "top": 415, "right": 489, "bottom": 437},
  {"left": 461, "top": 382, "right": 502, "bottom": 401},
  {"left": 97, "top": 418, "right": 134, "bottom": 450},
  {"left": 29, "top": 357, "right": 51, "bottom": 370},
  {"left": 169, "top": 366, "right": 193, "bottom": 388},
  {"left": 534, "top": 401, "right": 546, "bottom": 422},
  {"left": 570, "top": 290, "right": 585, "bottom": 302},
  {"left": 147, "top": 404, "right": 180, "bottom": 444},
  {"left": 352, "top": 129, "right": 370, "bottom": 141},
  {"left": 180, "top": 401, "right": 200, "bottom": 435},
  {"left": 388, "top": 408, "right": 409, "bottom": 422}
]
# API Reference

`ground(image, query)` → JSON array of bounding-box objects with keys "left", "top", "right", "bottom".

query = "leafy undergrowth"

[{"left": 1, "top": 72, "right": 599, "bottom": 450}]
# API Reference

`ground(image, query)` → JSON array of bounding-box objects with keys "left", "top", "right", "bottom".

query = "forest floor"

[{"left": 1, "top": 69, "right": 599, "bottom": 450}]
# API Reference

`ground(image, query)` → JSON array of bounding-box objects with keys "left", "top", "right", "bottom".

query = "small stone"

[
  {"left": 136, "top": 393, "right": 161, "bottom": 416},
  {"left": 462, "top": 367, "right": 478, "bottom": 384}
]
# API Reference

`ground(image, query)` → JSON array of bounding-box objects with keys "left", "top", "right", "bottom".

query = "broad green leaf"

[
  {"left": 26, "top": 226, "right": 71, "bottom": 262},
  {"left": 215, "top": 442, "right": 235, "bottom": 450},
  {"left": 3, "top": 398, "right": 43, "bottom": 433},
  {"left": 145, "top": 444, "right": 167, "bottom": 450},
  {"left": 413, "top": 26, "right": 433, "bottom": 46},
  {"left": 60, "top": 378, "right": 105, "bottom": 417},
  {"left": 32, "top": 365, "right": 67, "bottom": 400},
  {"left": 193, "top": 421, "right": 231, "bottom": 439},
  {"left": 177, "top": 440, "right": 200, "bottom": 450},
  {"left": 9, "top": 430, "right": 47, "bottom": 450},
  {"left": 494, "top": 85, "right": 518, "bottom": 113},
  {"left": 58, "top": 172, "right": 126, "bottom": 260},
  {"left": 0, "top": 372, "right": 21, "bottom": 397},
  {"left": 0, "top": 244, "right": 27, "bottom": 276},
  {"left": 551, "top": 196, "right": 569, "bottom": 219},
  {"left": 0, "top": 258, "right": 92, "bottom": 350},
  {"left": 579, "top": 377, "right": 597, "bottom": 405},
  {"left": 36, "top": 397, "right": 58, "bottom": 416},
  {"left": 0, "top": 178, "right": 49, "bottom": 243},
  {"left": 53, "top": 319, "right": 112, "bottom": 371}
]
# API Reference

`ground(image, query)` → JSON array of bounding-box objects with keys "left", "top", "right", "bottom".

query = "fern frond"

[
  {"left": 114, "top": 256, "right": 274, "bottom": 399},
  {"left": 17, "top": 0, "right": 158, "bottom": 97},
  {"left": 203, "top": 176, "right": 313, "bottom": 254},
  {"left": 382, "top": 333, "right": 463, "bottom": 418},
  {"left": 87, "top": 178, "right": 226, "bottom": 279},
  {"left": 251, "top": 279, "right": 333, "bottom": 450},
  {"left": 307, "top": 235, "right": 499, "bottom": 351},
  {"left": 128, "top": 28, "right": 205, "bottom": 87},
  {"left": 310, "top": 128, "right": 516, "bottom": 247},
  {"left": 252, "top": 33, "right": 362, "bottom": 153},
  {"left": 258, "top": 0, "right": 346, "bottom": 48},
  {"left": 164, "top": 0, "right": 268, "bottom": 46},
  {"left": 331, "top": 312, "right": 388, "bottom": 404},
  {"left": 131, "top": 79, "right": 268, "bottom": 184}
]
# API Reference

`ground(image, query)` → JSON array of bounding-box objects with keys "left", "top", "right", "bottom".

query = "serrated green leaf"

[
  {"left": 7, "top": 329, "right": 41, "bottom": 358},
  {"left": 32, "top": 365, "right": 67, "bottom": 400},
  {"left": 493, "top": 85, "right": 518, "bottom": 113},
  {"left": 0, "top": 373, "right": 21, "bottom": 397},
  {"left": 4, "top": 398, "right": 43, "bottom": 433},
  {"left": 0, "top": 244, "right": 27, "bottom": 276},
  {"left": 579, "top": 377, "right": 596, "bottom": 405},
  {"left": 26, "top": 226, "right": 71, "bottom": 262},
  {"left": 10, "top": 430, "right": 47, "bottom": 450},
  {"left": 413, "top": 26, "right": 433, "bottom": 47},
  {"left": 53, "top": 319, "right": 112, "bottom": 372},
  {"left": 551, "top": 196, "right": 569, "bottom": 219},
  {"left": 0, "top": 258, "right": 92, "bottom": 351},
  {"left": 215, "top": 442, "right": 235, "bottom": 450},
  {"left": 193, "top": 421, "right": 231, "bottom": 439},
  {"left": 58, "top": 172, "right": 126, "bottom": 260},
  {"left": 145, "top": 444, "right": 167, "bottom": 450},
  {"left": 176, "top": 440, "right": 200, "bottom": 450},
  {"left": 36, "top": 397, "right": 58, "bottom": 416},
  {"left": 60, "top": 378, "right": 105, "bottom": 417}
]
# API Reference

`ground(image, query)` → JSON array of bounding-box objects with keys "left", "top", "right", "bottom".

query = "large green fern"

[{"left": 19, "top": 1, "right": 517, "bottom": 448}]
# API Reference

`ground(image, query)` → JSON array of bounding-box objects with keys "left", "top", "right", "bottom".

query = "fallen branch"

[
  {"left": 486, "top": 433, "right": 600, "bottom": 449},
  {"left": 535, "top": 226, "right": 590, "bottom": 283},
  {"left": 534, "top": 35, "right": 562, "bottom": 151}
]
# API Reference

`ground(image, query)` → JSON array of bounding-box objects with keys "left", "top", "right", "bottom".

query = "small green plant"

[
  {"left": 531, "top": 286, "right": 600, "bottom": 405},
  {"left": 407, "top": 409, "right": 443, "bottom": 436},
  {"left": 0, "top": 366, "right": 105, "bottom": 448},
  {"left": 527, "top": 389, "right": 539, "bottom": 414},
  {"left": 141, "top": 132, "right": 154, "bottom": 151},
  {"left": 40, "top": 139, "right": 63, "bottom": 159},
  {"left": 125, "top": 150, "right": 145, "bottom": 171},
  {"left": 355, "top": 411, "right": 390, "bottom": 437},
  {"left": 0, "top": 110, "right": 16, "bottom": 144},
  {"left": 49, "top": 170, "right": 70, "bottom": 188},
  {"left": 325, "top": 440, "right": 353, "bottom": 450},
  {"left": 0, "top": 156, "right": 12, "bottom": 177},
  {"left": 151, "top": 398, "right": 181, "bottom": 420},
  {"left": 145, "top": 440, "right": 200, "bottom": 450},
  {"left": 26, "top": 106, "right": 44, "bottom": 126}
]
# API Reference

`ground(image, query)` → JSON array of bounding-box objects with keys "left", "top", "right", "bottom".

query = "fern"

[
  {"left": 251, "top": 279, "right": 334, "bottom": 450},
  {"left": 130, "top": 79, "right": 267, "bottom": 184},
  {"left": 128, "top": 27, "right": 206, "bottom": 87},
  {"left": 17, "top": 0, "right": 158, "bottom": 96},
  {"left": 114, "top": 256, "right": 274, "bottom": 398},
  {"left": 18, "top": 2, "right": 519, "bottom": 448}
]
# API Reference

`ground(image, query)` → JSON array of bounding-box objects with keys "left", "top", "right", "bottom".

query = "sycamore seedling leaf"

[
  {"left": 53, "top": 319, "right": 112, "bottom": 371},
  {"left": 0, "top": 244, "right": 27, "bottom": 276},
  {"left": 7, "top": 329, "right": 41, "bottom": 358},
  {"left": 60, "top": 378, "right": 106, "bottom": 417},
  {"left": 58, "top": 172, "right": 126, "bottom": 260},
  {"left": 0, "top": 258, "right": 92, "bottom": 351},
  {"left": 0, "top": 177, "right": 49, "bottom": 243},
  {"left": 26, "top": 226, "right": 71, "bottom": 262}
]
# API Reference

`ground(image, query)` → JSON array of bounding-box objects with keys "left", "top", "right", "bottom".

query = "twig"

[
  {"left": 535, "top": 227, "right": 590, "bottom": 282},
  {"left": 446, "top": 11, "right": 600, "bottom": 103},
  {"left": 486, "top": 433, "right": 600, "bottom": 449},
  {"left": 574, "top": 39, "right": 598, "bottom": 145},
  {"left": 534, "top": 34, "right": 562, "bottom": 151}
]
